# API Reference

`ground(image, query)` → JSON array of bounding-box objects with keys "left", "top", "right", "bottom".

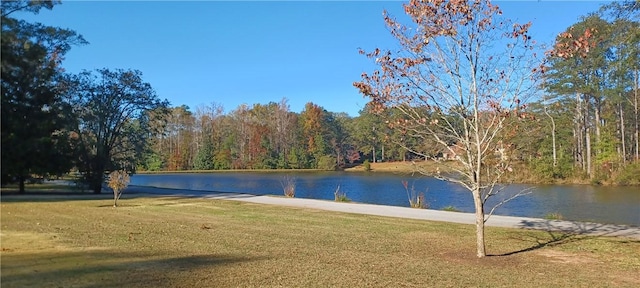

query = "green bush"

[
  {"left": 317, "top": 155, "right": 337, "bottom": 171},
  {"left": 334, "top": 194, "right": 351, "bottom": 202},
  {"left": 530, "top": 158, "right": 573, "bottom": 181},
  {"left": 615, "top": 162, "right": 640, "bottom": 185},
  {"left": 334, "top": 185, "right": 350, "bottom": 202},
  {"left": 442, "top": 206, "right": 461, "bottom": 212},
  {"left": 363, "top": 160, "right": 371, "bottom": 171},
  {"left": 543, "top": 212, "right": 564, "bottom": 220}
]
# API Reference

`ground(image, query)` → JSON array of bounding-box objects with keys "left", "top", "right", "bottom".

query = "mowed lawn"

[{"left": 1, "top": 194, "right": 639, "bottom": 287}]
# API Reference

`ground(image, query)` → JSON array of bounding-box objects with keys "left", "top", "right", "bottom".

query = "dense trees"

[
  {"left": 141, "top": 99, "right": 370, "bottom": 171},
  {"left": 535, "top": 1, "right": 640, "bottom": 184},
  {"left": 1, "top": 0, "right": 87, "bottom": 192},
  {"left": 2, "top": 2, "right": 168, "bottom": 194},
  {"left": 66, "top": 69, "right": 169, "bottom": 193}
]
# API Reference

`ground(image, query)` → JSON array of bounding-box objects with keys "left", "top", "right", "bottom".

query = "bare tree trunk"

[
  {"left": 113, "top": 189, "right": 119, "bottom": 207},
  {"left": 575, "top": 92, "right": 584, "bottom": 169},
  {"left": 18, "top": 176, "right": 25, "bottom": 194},
  {"left": 372, "top": 146, "right": 376, "bottom": 163},
  {"left": 472, "top": 188, "right": 486, "bottom": 258},
  {"left": 543, "top": 94, "right": 557, "bottom": 167},
  {"left": 620, "top": 101, "right": 626, "bottom": 164},
  {"left": 635, "top": 71, "right": 639, "bottom": 161},
  {"left": 584, "top": 94, "right": 592, "bottom": 178},
  {"left": 595, "top": 98, "right": 602, "bottom": 149},
  {"left": 586, "top": 126, "right": 592, "bottom": 178},
  {"left": 551, "top": 117, "right": 557, "bottom": 167}
]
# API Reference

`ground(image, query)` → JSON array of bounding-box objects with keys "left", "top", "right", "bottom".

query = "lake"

[{"left": 130, "top": 171, "right": 640, "bottom": 226}]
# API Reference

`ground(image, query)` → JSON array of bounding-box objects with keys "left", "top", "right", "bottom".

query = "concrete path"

[{"left": 126, "top": 185, "right": 640, "bottom": 240}]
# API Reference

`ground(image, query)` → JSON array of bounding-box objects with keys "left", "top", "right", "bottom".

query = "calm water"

[{"left": 130, "top": 172, "right": 640, "bottom": 226}]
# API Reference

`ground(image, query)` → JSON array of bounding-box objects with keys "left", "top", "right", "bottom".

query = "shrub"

[
  {"left": 280, "top": 175, "right": 296, "bottom": 198},
  {"left": 363, "top": 160, "right": 371, "bottom": 171},
  {"left": 529, "top": 158, "right": 573, "bottom": 181},
  {"left": 334, "top": 185, "right": 350, "bottom": 202},
  {"left": 317, "top": 155, "right": 337, "bottom": 171},
  {"left": 442, "top": 206, "right": 461, "bottom": 212},
  {"left": 108, "top": 170, "right": 130, "bottom": 207},
  {"left": 402, "top": 180, "right": 428, "bottom": 209},
  {"left": 544, "top": 212, "right": 564, "bottom": 220},
  {"left": 614, "top": 162, "right": 640, "bottom": 185}
]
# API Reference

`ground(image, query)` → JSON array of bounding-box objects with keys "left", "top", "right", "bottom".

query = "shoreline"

[{"left": 135, "top": 161, "right": 638, "bottom": 186}]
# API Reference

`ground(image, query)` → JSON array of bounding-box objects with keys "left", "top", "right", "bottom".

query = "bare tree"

[
  {"left": 280, "top": 175, "right": 296, "bottom": 198},
  {"left": 354, "top": 0, "right": 543, "bottom": 257},
  {"left": 108, "top": 170, "right": 130, "bottom": 207}
]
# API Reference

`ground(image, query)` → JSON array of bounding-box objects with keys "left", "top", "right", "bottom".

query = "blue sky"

[{"left": 15, "top": 1, "right": 606, "bottom": 116}]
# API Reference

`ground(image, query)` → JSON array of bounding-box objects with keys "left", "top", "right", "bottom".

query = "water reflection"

[{"left": 131, "top": 172, "right": 640, "bottom": 226}]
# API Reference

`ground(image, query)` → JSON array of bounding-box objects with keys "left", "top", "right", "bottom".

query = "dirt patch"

[
  {"left": 439, "top": 250, "right": 522, "bottom": 268},
  {"left": 1, "top": 230, "right": 107, "bottom": 253},
  {"left": 344, "top": 160, "right": 461, "bottom": 174},
  {"left": 536, "top": 249, "right": 599, "bottom": 264},
  {"left": 1, "top": 231, "right": 63, "bottom": 252}
]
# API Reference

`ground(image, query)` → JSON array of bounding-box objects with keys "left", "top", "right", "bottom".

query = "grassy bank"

[
  {"left": 1, "top": 195, "right": 638, "bottom": 287},
  {"left": 344, "top": 161, "right": 453, "bottom": 174}
]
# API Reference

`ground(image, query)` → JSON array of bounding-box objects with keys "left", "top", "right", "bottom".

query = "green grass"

[
  {"left": 442, "top": 205, "right": 462, "bottom": 212},
  {"left": 544, "top": 212, "right": 564, "bottom": 220},
  {"left": 1, "top": 182, "right": 90, "bottom": 194},
  {"left": 1, "top": 195, "right": 639, "bottom": 287},
  {"left": 334, "top": 194, "right": 351, "bottom": 202}
]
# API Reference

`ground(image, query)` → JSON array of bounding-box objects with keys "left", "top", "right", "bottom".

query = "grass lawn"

[{"left": 1, "top": 194, "right": 639, "bottom": 287}]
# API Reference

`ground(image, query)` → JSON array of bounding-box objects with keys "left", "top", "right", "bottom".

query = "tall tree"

[
  {"left": 603, "top": 2, "right": 640, "bottom": 164},
  {"left": 193, "top": 135, "right": 215, "bottom": 170},
  {"left": 165, "top": 105, "right": 195, "bottom": 170},
  {"left": 67, "top": 68, "right": 168, "bottom": 193},
  {"left": 545, "top": 3, "right": 639, "bottom": 181},
  {"left": 1, "top": 0, "right": 86, "bottom": 192},
  {"left": 354, "top": 0, "right": 543, "bottom": 257},
  {"left": 299, "top": 102, "right": 339, "bottom": 169},
  {"left": 193, "top": 102, "right": 225, "bottom": 170},
  {"left": 547, "top": 16, "right": 610, "bottom": 178},
  {"left": 351, "top": 105, "right": 386, "bottom": 163}
]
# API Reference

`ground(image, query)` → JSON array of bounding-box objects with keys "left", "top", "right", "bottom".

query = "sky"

[{"left": 14, "top": 0, "right": 608, "bottom": 116}]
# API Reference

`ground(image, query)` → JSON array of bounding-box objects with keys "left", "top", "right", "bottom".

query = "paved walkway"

[{"left": 126, "top": 185, "right": 640, "bottom": 239}]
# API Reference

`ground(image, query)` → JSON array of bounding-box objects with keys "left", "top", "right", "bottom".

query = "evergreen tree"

[
  {"left": 1, "top": 0, "right": 86, "bottom": 192},
  {"left": 194, "top": 136, "right": 215, "bottom": 170}
]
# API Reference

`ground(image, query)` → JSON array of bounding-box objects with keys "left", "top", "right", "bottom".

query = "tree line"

[{"left": 139, "top": 100, "right": 428, "bottom": 172}]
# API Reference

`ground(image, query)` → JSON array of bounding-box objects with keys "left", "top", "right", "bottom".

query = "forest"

[{"left": 2, "top": 1, "right": 639, "bottom": 196}]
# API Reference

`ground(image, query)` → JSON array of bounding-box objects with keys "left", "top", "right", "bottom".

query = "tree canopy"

[
  {"left": 1, "top": 0, "right": 86, "bottom": 192},
  {"left": 66, "top": 68, "right": 169, "bottom": 193}
]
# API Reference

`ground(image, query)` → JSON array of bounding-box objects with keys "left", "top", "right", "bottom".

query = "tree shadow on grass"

[
  {"left": 492, "top": 219, "right": 640, "bottom": 256},
  {"left": 1, "top": 250, "right": 266, "bottom": 287}
]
